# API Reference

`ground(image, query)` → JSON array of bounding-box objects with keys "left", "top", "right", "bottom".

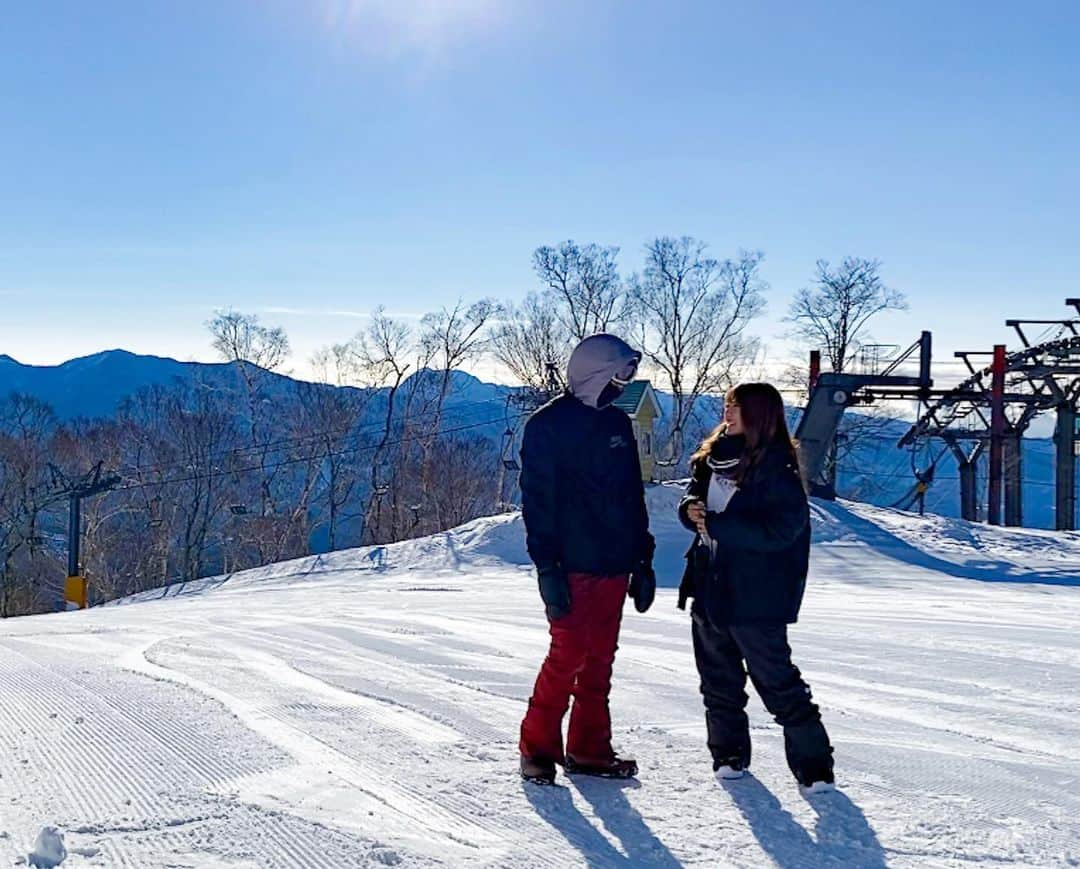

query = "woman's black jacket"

[{"left": 677, "top": 444, "right": 811, "bottom": 624}]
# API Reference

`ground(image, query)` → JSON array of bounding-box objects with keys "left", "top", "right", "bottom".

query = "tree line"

[{"left": 0, "top": 238, "right": 903, "bottom": 616}]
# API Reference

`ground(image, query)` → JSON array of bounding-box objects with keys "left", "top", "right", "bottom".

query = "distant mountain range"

[
  {"left": 0, "top": 350, "right": 1072, "bottom": 530},
  {"left": 0, "top": 350, "right": 251, "bottom": 420},
  {"left": 0, "top": 349, "right": 508, "bottom": 422}
]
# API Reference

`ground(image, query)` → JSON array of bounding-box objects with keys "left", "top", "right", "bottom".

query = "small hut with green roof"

[{"left": 612, "top": 379, "right": 662, "bottom": 482}]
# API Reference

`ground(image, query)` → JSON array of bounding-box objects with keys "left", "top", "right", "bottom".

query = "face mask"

[
  {"left": 611, "top": 359, "right": 638, "bottom": 388},
  {"left": 600, "top": 360, "right": 639, "bottom": 408},
  {"left": 598, "top": 359, "right": 638, "bottom": 406},
  {"left": 597, "top": 381, "right": 625, "bottom": 408}
]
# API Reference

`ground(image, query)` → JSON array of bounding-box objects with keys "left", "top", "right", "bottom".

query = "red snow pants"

[{"left": 519, "top": 572, "right": 628, "bottom": 764}]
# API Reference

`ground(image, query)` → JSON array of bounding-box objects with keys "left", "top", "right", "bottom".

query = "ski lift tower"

[
  {"left": 49, "top": 462, "right": 121, "bottom": 609},
  {"left": 796, "top": 332, "right": 933, "bottom": 498},
  {"left": 899, "top": 299, "right": 1080, "bottom": 529}
]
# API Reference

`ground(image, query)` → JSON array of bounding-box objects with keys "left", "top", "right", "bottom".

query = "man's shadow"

[
  {"left": 721, "top": 776, "right": 886, "bottom": 868},
  {"left": 523, "top": 777, "right": 683, "bottom": 868}
]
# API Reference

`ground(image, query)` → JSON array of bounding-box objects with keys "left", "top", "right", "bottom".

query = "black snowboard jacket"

[
  {"left": 678, "top": 444, "right": 810, "bottom": 624},
  {"left": 520, "top": 393, "right": 654, "bottom": 577}
]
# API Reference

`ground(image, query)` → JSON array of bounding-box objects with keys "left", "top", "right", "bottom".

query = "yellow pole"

[{"left": 64, "top": 576, "right": 88, "bottom": 610}]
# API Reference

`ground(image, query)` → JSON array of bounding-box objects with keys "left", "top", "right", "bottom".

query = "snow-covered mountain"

[{"left": 0, "top": 485, "right": 1077, "bottom": 866}]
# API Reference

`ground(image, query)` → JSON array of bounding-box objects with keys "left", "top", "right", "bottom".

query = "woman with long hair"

[{"left": 677, "top": 382, "right": 835, "bottom": 792}]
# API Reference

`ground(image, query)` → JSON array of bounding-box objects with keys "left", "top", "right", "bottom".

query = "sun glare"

[{"left": 319, "top": 0, "right": 509, "bottom": 60}]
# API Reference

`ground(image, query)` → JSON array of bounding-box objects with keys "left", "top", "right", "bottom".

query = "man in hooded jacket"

[{"left": 518, "top": 333, "right": 656, "bottom": 784}]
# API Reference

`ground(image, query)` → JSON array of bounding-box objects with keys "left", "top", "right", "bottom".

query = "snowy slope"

[{"left": 1, "top": 487, "right": 1078, "bottom": 867}]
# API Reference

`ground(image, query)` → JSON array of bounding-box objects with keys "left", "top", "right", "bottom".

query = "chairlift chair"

[{"left": 500, "top": 396, "right": 522, "bottom": 473}]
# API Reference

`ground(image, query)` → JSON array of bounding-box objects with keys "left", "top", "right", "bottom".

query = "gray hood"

[{"left": 567, "top": 334, "right": 642, "bottom": 409}]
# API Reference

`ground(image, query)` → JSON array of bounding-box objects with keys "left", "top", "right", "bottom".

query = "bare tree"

[
  {"left": 300, "top": 348, "right": 373, "bottom": 551},
  {"left": 533, "top": 241, "right": 626, "bottom": 339},
  {"left": 120, "top": 383, "right": 239, "bottom": 585},
  {"left": 415, "top": 299, "right": 495, "bottom": 528},
  {"left": 334, "top": 308, "right": 415, "bottom": 545},
  {"left": 628, "top": 239, "right": 766, "bottom": 467},
  {"left": 206, "top": 309, "right": 294, "bottom": 540},
  {"left": 208, "top": 308, "right": 291, "bottom": 373},
  {"left": 786, "top": 257, "right": 907, "bottom": 374},
  {"left": 785, "top": 257, "right": 908, "bottom": 491},
  {"left": 489, "top": 292, "right": 570, "bottom": 391},
  {"left": 419, "top": 298, "right": 496, "bottom": 420},
  {"left": 425, "top": 434, "right": 500, "bottom": 532},
  {"left": 384, "top": 329, "right": 438, "bottom": 544},
  {"left": 0, "top": 394, "right": 63, "bottom": 616}
]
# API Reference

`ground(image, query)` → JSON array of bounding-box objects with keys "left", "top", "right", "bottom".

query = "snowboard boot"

[
  {"left": 713, "top": 756, "right": 748, "bottom": 781},
  {"left": 520, "top": 755, "right": 557, "bottom": 785},
  {"left": 564, "top": 755, "right": 638, "bottom": 779},
  {"left": 784, "top": 720, "right": 834, "bottom": 794},
  {"left": 796, "top": 759, "right": 835, "bottom": 795}
]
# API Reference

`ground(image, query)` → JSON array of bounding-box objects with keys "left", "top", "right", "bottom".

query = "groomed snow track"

[{"left": 1, "top": 488, "right": 1078, "bottom": 867}]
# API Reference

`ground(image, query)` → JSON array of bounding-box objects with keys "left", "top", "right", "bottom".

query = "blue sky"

[{"left": 2, "top": 0, "right": 1077, "bottom": 385}]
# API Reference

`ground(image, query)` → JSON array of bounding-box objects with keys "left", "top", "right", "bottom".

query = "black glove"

[
  {"left": 628, "top": 561, "right": 656, "bottom": 613},
  {"left": 537, "top": 564, "right": 570, "bottom": 620}
]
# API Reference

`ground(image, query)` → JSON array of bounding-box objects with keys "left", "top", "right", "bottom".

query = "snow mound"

[
  {"left": 115, "top": 480, "right": 1080, "bottom": 609},
  {"left": 812, "top": 499, "right": 1080, "bottom": 585},
  {"left": 120, "top": 483, "right": 693, "bottom": 604},
  {"left": 27, "top": 827, "right": 65, "bottom": 868}
]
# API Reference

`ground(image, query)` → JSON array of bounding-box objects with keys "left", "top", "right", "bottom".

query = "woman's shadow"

[
  {"left": 523, "top": 777, "right": 683, "bottom": 868},
  {"left": 523, "top": 773, "right": 884, "bottom": 868},
  {"left": 721, "top": 775, "right": 886, "bottom": 868}
]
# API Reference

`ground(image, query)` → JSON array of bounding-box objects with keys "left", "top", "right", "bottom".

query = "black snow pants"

[{"left": 691, "top": 606, "right": 833, "bottom": 780}]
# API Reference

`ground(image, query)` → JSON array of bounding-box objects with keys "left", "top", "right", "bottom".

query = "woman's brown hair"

[{"left": 691, "top": 382, "right": 801, "bottom": 484}]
